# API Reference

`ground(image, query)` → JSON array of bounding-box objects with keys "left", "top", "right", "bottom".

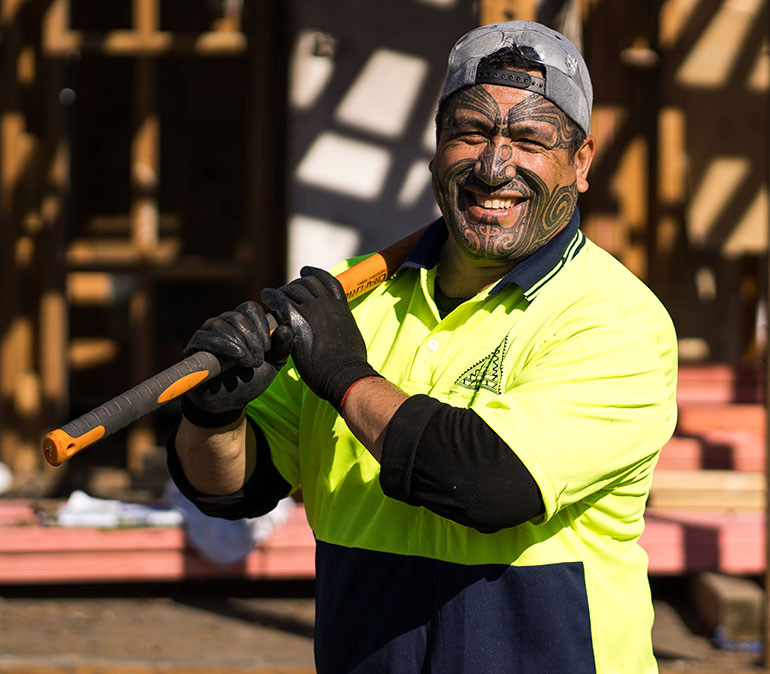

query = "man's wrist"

[
  {"left": 339, "top": 375, "right": 384, "bottom": 411},
  {"left": 323, "top": 362, "right": 383, "bottom": 412},
  {"left": 180, "top": 395, "right": 246, "bottom": 429}
]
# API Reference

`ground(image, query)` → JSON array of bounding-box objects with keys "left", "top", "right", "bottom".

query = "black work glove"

[
  {"left": 181, "top": 301, "right": 294, "bottom": 428},
  {"left": 261, "top": 266, "right": 382, "bottom": 412}
]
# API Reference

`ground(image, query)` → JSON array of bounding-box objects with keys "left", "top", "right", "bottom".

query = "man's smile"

[{"left": 461, "top": 188, "right": 527, "bottom": 222}]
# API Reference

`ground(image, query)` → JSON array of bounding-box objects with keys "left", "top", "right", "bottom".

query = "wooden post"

[
  {"left": 538, "top": 0, "right": 583, "bottom": 47},
  {"left": 243, "top": 0, "right": 288, "bottom": 295},
  {"left": 38, "top": 0, "right": 71, "bottom": 476},
  {"left": 0, "top": 0, "right": 26, "bottom": 470},
  {"left": 212, "top": 0, "right": 242, "bottom": 33},
  {"left": 764, "top": 1, "right": 770, "bottom": 663},
  {"left": 131, "top": 0, "right": 160, "bottom": 254},
  {"left": 127, "top": 0, "right": 160, "bottom": 473},
  {"left": 479, "top": 0, "right": 536, "bottom": 25},
  {"left": 653, "top": 106, "right": 686, "bottom": 311}
]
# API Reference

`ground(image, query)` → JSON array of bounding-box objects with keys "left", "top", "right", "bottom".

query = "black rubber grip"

[
  {"left": 43, "top": 351, "right": 224, "bottom": 466},
  {"left": 69, "top": 351, "right": 222, "bottom": 435}
]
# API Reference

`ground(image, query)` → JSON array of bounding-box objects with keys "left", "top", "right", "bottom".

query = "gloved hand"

[
  {"left": 261, "top": 266, "right": 381, "bottom": 412},
  {"left": 181, "top": 301, "right": 294, "bottom": 428}
]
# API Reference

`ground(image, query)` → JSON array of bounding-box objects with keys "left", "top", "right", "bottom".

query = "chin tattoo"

[{"left": 436, "top": 163, "right": 578, "bottom": 261}]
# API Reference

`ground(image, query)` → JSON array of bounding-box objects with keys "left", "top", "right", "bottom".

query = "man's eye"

[
  {"left": 457, "top": 131, "right": 486, "bottom": 141},
  {"left": 517, "top": 137, "right": 547, "bottom": 148}
]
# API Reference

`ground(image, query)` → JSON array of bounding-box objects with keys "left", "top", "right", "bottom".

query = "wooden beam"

[
  {"left": 658, "top": 434, "right": 765, "bottom": 473},
  {"left": 130, "top": 71, "right": 159, "bottom": 254},
  {"left": 38, "top": 0, "right": 72, "bottom": 462},
  {"left": 653, "top": 469, "right": 765, "bottom": 493},
  {"left": 243, "top": 1, "right": 289, "bottom": 294},
  {"left": 39, "top": 113, "right": 70, "bottom": 434},
  {"left": 0, "top": 665, "right": 314, "bottom": 674},
  {"left": 642, "top": 508, "right": 764, "bottom": 575},
  {"left": 134, "top": 0, "right": 158, "bottom": 37},
  {"left": 0, "top": 502, "right": 315, "bottom": 584},
  {"left": 0, "top": 0, "right": 26, "bottom": 469},
  {"left": 69, "top": 338, "right": 120, "bottom": 371},
  {"left": 764, "top": 0, "right": 770, "bottom": 663},
  {"left": 43, "top": 30, "right": 247, "bottom": 56},
  {"left": 127, "top": 0, "right": 161, "bottom": 474},
  {"left": 479, "top": 0, "right": 536, "bottom": 25},
  {"left": 649, "top": 469, "right": 766, "bottom": 509},
  {"left": 692, "top": 572, "right": 764, "bottom": 647},
  {"left": 538, "top": 0, "right": 583, "bottom": 47},
  {"left": 67, "top": 273, "right": 121, "bottom": 305},
  {"left": 212, "top": 0, "right": 243, "bottom": 33},
  {"left": 67, "top": 238, "right": 180, "bottom": 266}
]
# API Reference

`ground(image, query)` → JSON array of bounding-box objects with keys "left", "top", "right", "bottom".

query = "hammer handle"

[{"left": 43, "top": 226, "right": 426, "bottom": 466}]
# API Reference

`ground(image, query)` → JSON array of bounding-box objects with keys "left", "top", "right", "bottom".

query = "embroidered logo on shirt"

[{"left": 454, "top": 337, "right": 508, "bottom": 394}]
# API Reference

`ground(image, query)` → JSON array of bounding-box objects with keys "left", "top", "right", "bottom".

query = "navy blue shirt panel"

[{"left": 314, "top": 540, "right": 597, "bottom": 674}]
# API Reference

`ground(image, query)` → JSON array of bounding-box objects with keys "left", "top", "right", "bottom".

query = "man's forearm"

[
  {"left": 175, "top": 414, "right": 257, "bottom": 495},
  {"left": 344, "top": 381, "right": 544, "bottom": 531},
  {"left": 341, "top": 377, "right": 409, "bottom": 462}
]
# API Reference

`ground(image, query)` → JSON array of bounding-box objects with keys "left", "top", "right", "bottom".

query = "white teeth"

[{"left": 479, "top": 197, "right": 513, "bottom": 210}]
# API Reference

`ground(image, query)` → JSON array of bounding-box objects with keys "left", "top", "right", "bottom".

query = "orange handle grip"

[
  {"left": 336, "top": 227, "right": 425, "bottom": 301},
  {"left": 42, "top": 226, "right": 426, "bottom": 466},
  {"left": 43, "top": 351, "right": 222, "bottom": 466}
]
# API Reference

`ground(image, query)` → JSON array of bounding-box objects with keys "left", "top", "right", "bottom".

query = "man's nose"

[{"left": 474, "top": 139, "right": 516, "bottom": 186}]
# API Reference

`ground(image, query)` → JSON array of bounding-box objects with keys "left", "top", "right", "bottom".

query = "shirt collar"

[
  {"left": 399, "top": 209, "right": 583, "bottom": 298},
  {"left": 400, "top": 217, "right": 447, "bottom": 270}
]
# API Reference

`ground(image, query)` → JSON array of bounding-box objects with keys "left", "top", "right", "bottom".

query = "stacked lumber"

[
  {"left": 641, "top": 364, "right": 766, "bottom": 575},
  {"left": 0, "top": 500, "right": 315, "bottom": 585}
]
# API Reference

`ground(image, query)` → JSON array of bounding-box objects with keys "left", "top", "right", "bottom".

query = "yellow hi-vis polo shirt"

[{"left": 247, "top": 211, "right": 678, "bottom": 674}]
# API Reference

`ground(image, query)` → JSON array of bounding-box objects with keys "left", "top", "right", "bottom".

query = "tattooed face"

[{"left": 431, "top": 82, "right": 594, "bottom": 266}]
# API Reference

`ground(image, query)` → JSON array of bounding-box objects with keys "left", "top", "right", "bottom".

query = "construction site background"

[{"left": 1, "top": 0, "right": 769, "bottom": 671}]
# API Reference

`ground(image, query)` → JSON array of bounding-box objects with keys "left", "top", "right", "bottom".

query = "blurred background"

[
  {"left": 0, "top": 0, "right": 767, "bottom": 497},
  {"left": 0, "top": 1, "right": 769, "bottom": 670}
]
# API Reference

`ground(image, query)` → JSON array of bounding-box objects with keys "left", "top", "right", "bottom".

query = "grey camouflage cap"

[{"left": 440, "top": 21, "right": 593, "bottom": 135}]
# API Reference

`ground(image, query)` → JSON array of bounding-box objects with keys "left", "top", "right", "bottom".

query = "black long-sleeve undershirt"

[
  {"left": 166, "top": 417, "right": 291, "bottom": 520},
  {"left": 167, "top": 396, "right": 544, "bottom": 532},
  {"left": 380, "top": 394, "right": 544, "bottom": 532}
]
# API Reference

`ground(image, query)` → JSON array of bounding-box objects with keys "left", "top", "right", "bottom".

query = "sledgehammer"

[{"left": 42, "top": 226, "right": 427, "bottom": 466}]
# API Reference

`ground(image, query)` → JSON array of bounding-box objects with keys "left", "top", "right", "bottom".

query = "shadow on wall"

[{"left": 285, "top": 0, "right": 477, "bottom": 278}]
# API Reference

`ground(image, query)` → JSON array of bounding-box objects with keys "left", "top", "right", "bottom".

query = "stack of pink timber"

[
  {"left": 0, "top": 499, "right": 316, "bottom": 584},
  {"left": 641, "top": 364, "right": 766, "bottom": 575}
]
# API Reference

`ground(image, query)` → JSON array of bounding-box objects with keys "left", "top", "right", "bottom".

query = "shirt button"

[{"left": 427, "top": 339, "right": 439, "bottom": 352}]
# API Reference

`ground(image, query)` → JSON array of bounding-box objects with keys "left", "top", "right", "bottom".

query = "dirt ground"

[
  {"left": 0, "top": 578, "right": 767, "bottom": 674},
  {"left": 0, "top": 580, "right": 316, "bottom": 673}
]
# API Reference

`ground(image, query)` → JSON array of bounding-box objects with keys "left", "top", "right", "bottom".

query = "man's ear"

[{"left": 575, "top": 135, "right": 596, "bottom": 194}]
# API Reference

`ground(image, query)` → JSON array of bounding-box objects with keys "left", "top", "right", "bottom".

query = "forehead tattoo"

[{"left": 443, "top": 86, "right": 581, "bottom": 153}]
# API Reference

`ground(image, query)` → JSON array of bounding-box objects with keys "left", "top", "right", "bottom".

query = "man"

[{"left": 168, "top": 21, "right": 677, "bottom": 673}]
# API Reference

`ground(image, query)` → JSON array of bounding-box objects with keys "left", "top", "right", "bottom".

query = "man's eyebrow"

[
  {"left": 507, "top": 96, "right": 568, "bottom": 129},
  {"left": 508, "top": 121, "right": 555, "bottom": 137},
  {"left": 450, "top": 110, "right": 493, "bottom": 125},
  {"left": 444, "top": 86, "right": 502, "bottom": 126}
]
